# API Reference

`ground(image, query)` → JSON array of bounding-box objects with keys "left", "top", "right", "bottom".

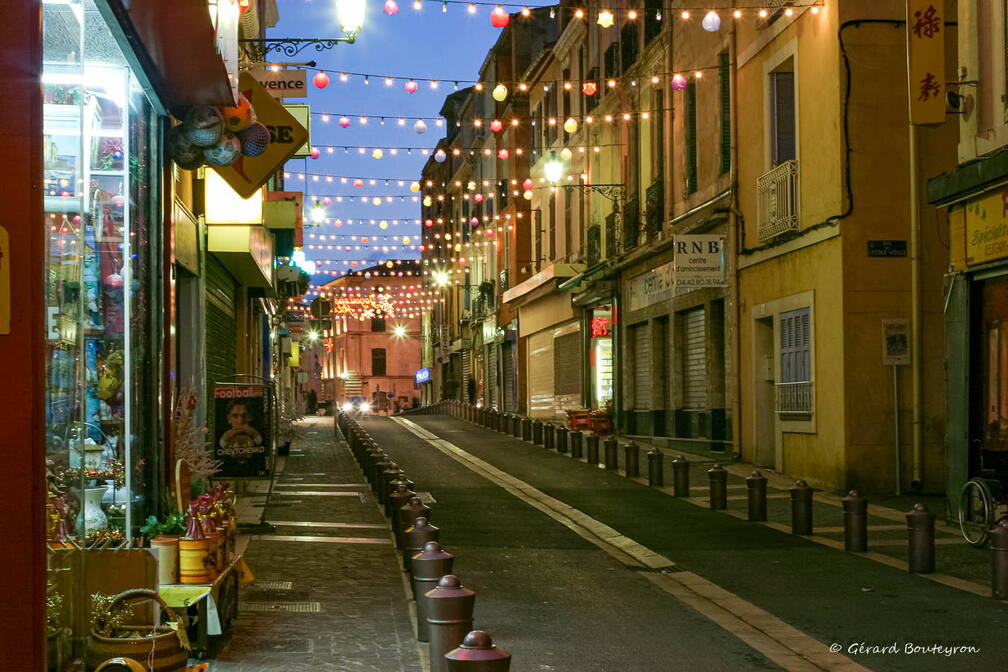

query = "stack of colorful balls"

[{"left": 166, "top": 94, "right": 272, "bottom": 170}]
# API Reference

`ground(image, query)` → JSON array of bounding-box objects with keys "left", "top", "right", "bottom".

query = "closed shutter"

[
  {"left": 771, "top": 71, "right": 796, "bottom": 165},
  {"left": 462, "top": 350, "right": 472, "bottom": 401},
  {"left": 684, "top": 308, "right": 707, "bottom": 409},
  {"left": 780, "top": 308, "right": 810, "bottom": 383},
  {"left": 685, "top": 82, "right": 698, "bottom": 194},
  {"left": 502, "top": 341, "right": 515, "bottom": 411},
  {"left": 632, "top": 323, "right": 651, "bottom": 410},
  {"left": 486, "top": 344, "right": 499, "bottom": 409},
  {"left": 527, "top": 331, "right": 555, "bottom": 418},
  {"left": 554, "top": 331, "right": 581, "bottom": 412},
  {"left": 205, "top": 255, "right": 237, "bottom": 440}
]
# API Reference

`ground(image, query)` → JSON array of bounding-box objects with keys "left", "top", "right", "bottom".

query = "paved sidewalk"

[{"left": 207, "top": 416, "right": 424, "bottom": 672}]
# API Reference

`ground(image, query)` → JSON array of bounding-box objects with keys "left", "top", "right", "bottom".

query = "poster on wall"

[{"left": 213, "top": 384, "right": 272, "bottom": 477}]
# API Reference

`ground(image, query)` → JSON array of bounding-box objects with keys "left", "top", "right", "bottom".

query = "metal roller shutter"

[
  {"left": 462, "top": 350, "right": 472, "bottom": 402},
  {"left": 527, "top": 331, "right": 554, "bottom": 418},
  {"left": 553, "top": 331, "right": 581, "bottom": 415},
  {"left": 502, "top": 341, "right": 515, "bottom": 411},
  {"left": 486, "top": 343, "right": 499, "bottom": 409},
  {"left": 684, "top": 308, "right": 707, "bottom": 410},
  {"left": 205, "top": 255, "right": 237, "bottom": 440},
  {"left": 632, "top": 323, "right": 651, "bottom": 410}
]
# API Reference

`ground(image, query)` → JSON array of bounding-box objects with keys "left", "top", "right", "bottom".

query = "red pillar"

[{"left": 0, "top": 0, "right": 46, "bottom": 668}]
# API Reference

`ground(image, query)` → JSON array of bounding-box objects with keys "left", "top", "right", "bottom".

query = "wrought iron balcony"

[
  {"left": 775, "top": 381, "right": 813, "bottom": 416},
  {"left": 645, "top": 179, "right": 663, "bottom": 239},
  {"left": 587, "top": 225, "right": 602, "bottom": 264},
  {"left": 757, "top": 159, "right": 799, "bottom": 241}
]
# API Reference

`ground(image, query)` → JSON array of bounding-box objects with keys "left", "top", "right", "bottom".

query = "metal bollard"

[
  {"left": 570, "top": 431, "right": 583, "bottom": 459},
  {"left": 624, "top": 441, "right": 639, "bottom": 477},
  {"left": 410, "top": 542, "right": 454, "bottom": 642},
  {"left": 746, "top": 470, "right": 767, "bottom": 521},
  {"left": 555, "top": 426, "right": 569, "bottom": 454},
  {"left": 544, "top": 424, "right": 555, "bottom": 450},
  {"left": 511, "top": 415, "right": 521, "bottom": 437},
  {"left": 387, "top": 484, "right": 415, "bottom": 523},
  {"left": 906, "top": 503, "right": 935, "bottom": 574},
  {"left": 842, "top": 490, "right": 868, "bottom": 552},
  {"left": 521, "top": 417, "right": 532, "bottom": 441},
  {"left": 604, "top": 436, "right": 618, "bottom": 470},
  {"left": 397, "top": 496, "right": 432, "bottom": 548},
  {"left": 380, "top": 465, "right": 404, "bottom": 506},
  {"left": 403, "top": 517, "right": 441, "bottom": 571},
  {"left": 586, "top": 434, "right": 600, "bottom": 465},
  {"left": 671, "top": 456, "right": 690, "bottom": 496},
  {"left": 426, "top": 575, "right": 476, "bottom": 672},
  {"left": 532, "top": 420, "right": 543, "bottom": 445},
  {"left": 445, "top": 631, "right": 512, "bottom": 671},
  {"left": 372, "top": 456, "right": 394, "bottom": 494},
  {"left": 708, "top": 464, "right": 728, "bottom": 510},
  {"left": 991, "top": 519, "right": 1008, "bottom": 599},
  {"left": 790, "top": 480, "right": 814, "bottom": 535},
  {"left": 647, "top": 449, "right": 664, "bottom": 487}
]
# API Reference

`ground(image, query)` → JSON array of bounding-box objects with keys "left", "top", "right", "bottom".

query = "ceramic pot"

[
  {"left": 76, "top": 487, "right": 108, "bottom": 535},
  {"left": 150, "top": 536, "right": 180, "bottom": 585}
]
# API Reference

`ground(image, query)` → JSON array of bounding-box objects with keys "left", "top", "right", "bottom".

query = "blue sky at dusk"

[{"left": 273, "top": 0, "right": 511, "bottom": 283}]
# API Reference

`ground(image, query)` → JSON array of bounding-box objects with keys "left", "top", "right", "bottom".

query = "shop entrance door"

[{"left": 754, "top": 316, "right": 777, "bottom": 469}]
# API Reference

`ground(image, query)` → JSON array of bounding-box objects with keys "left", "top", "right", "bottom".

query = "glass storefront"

[{"left": 589, "top": 305, "right": 614, "bottom": 409}]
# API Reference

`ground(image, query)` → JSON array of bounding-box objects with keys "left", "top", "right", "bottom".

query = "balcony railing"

[
  {"left": 645, "top": 179, "right": 663, "bottom": 239},
  {"left": 622, "top": 198, "right": 640, "bottom": 251},
  {"left": 605, "top": 210, "right": 618, "bottom": 257},
  {"left": 757, "top": 159, "right": 799, "bottom": 241},
  {"left": 587, "top": 224, "right": 601, "bottom": 264},
  {"left": 775, "top": 381, "right": 813, "bottom": 416}
]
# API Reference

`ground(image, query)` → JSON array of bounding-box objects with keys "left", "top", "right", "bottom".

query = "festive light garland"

[{"left": 293, "top": 142, "right": 616, "bottom": 159}]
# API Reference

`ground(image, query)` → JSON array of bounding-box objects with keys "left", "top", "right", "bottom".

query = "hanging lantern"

[
  {"left": 372, "top": 197, "right": 382, "bottom": 205},
  {"left": 334, "top": 220, "right": 343, "bottom": 228},
  {"left": 402, "top": 236, "right": 411, "bottom": 244},
  {"left": 523, "top": 190, "right": 533, "bottom": 200},
  {"left": 423, "top": 196, "right": 433, "bottom": 206},
  {"left": 410, "top": 181, "right": 421, "bottom": 193},
  {"left": 470, "top": 217, "right": 479, "bottom": 226},
  {"left": 405, "top": 80, "right": 418, "bottom": 93},
  {"left": 322, "top": 197, "right": 332, "bottom": 206},
  {"left": 560, "top": 147, "right": 573, "bottom": 161},
  {"left": 313, "top": 71, "right": 331, "bottom": 89},
  {"left": 489, "top": 119, "right": 503, "bottom": 133},
  {"left": 354, "top": 178, "right": 364, "bottom": 187},
  {"left": 671, "top": 74, "right": 688, "bottom": 91},
  {"left": 596, "top": 10, "right": 614, "bottom": 27},
  {"left": 702, "top": 10, "right": 721, "bottom": 32},
  {"left": 372, "top": 148, "right": 384, "bottom": 159},
  {"left": 361, "top": 237, "right": 370, "bottom": 244},
  {"left": 490, "top": 5, "right": 510, "bottom": 28},
  {"left": 414, "top": 119, "right": 428, "bottom": 134},
  {"left": 338, "top": 116, "right": 351, "bottom": 128},
  {"left": 309, "top": 147, "right": 321, "bottom": 159},
  {"left": 467, "top": 181, "right": 477, "bottom": 191},
  {"left": 474, "top": 193, "right": 484, "bottom": 203},
  {"left": 383, "top": 0, "right": 399, "bottom": 15},
  {"left": 492, "top": 84, "right": 508, "bottom": 102},
  {"left": 486, "top": 228, "right": 495, "bottom": 237},
  {"left": 425, "top": 219, "right": 434, "bottom": 227},
  {"left": 522, "top": 177, "right": 534, "bottom": 190},
  {"left": 582, "top": 81, "right": 598, "bottom": 96},
  {"left": 434, "top": 149, "right": 447, "bottom": 163},
  {"left": 379, "top": 221, "right": 389, "bottom": 229},
  {"left": 563, "top": 117, "right": 578, "bottom": 134},
  {"left": 498, "top": 148, "right": 509, "bottom": 160}
]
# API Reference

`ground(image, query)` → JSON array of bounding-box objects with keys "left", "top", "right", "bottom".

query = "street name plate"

[{"left": 867, "top": 240, "right": 907, "bottom": 257}]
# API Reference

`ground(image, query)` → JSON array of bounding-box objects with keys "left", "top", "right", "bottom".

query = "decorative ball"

[
  {"left": 166, "top": 124, "right": 205, "bottom": 170},
  {"left": 490, "top": 119, "right": 503, "bottom": 133},
  {"left": 203, "top": 131, "right": 242, "bottom": 166},
  {"left": 379, "top": 221, "right": 389, "bottom": 229},
  {"left": 221, "top": 94, "right": 256, "bottom": 133},
  {"left": 474, "top": 193, "right": 484, "bottom": 203},
  {"left": 522, "top": 178, "right": 534, "bottom": 190},
  {"left": 563, "top": 117, "right": 578, "bottom": 134},
  {"left": 671, "top": 74, "right": 688, "bottom": 91},
  {"left": 372, "top": 197, "right": 382, "bottom": 205},
  {"left": 313, "top": 71, "right": 331, "bottom": 89},
  {"left": 560, "top": 147, "right": 573, "bottom": 161},
  {"left": 410, "top": 181, "right": 421, "bottom": 193},
  {"left": 492, "top": 84, "right": 508, "bottom": 102},
  {"left": 498, "top": 148, "right": 509, "bottom": 160},
  {"left": 372, "top": 148, "right": 384, "bottom": 159},
  {"left": 339, "top": 116, "right": 351, "bottom": 128},
  {"left": 423, "top": 196, "right": 433, "bottom": 207},
  {"left": 184, "top": 106, "right": 224, "bottom": 147},
  {"left": 425, "top": 219, "right": 434, "bottom": 227},
  {"left": 523, "top": 190, "right": 533, "bottom": 200},
  {"left": 470, "top": 217, "right": 479, "bottom": 226},
  {"left": 404, "top": 80, "right": 418, "bottom": 93},
  {"left": 238, "top": 122, "right": 270, "bottom": 157},
  {"left": 310, "top": 147, "right": 321, "bottom": 159},
  {"left": 402, "top": 237, "right": 411, "bottom": 244},
  {"left": 702, "top": 10, "right": 721, "bottom": 32},
  {"left": 486, "top": 228, "right": 495, "bottom": 237},
  {"left": 415, "top": 119, "right": 428, "bottom": 134},
  {"left": 322, "top": 197, "right": 332, "bottom": 206},
  {"left": 467, "top": 181, "right": 476, "bottom": 191},
  {"left": 490, "top": 6, "right": 510, "bottom": 28},
  {"left": 384, "top": 0, "right": 399, "bottom": 15},
  {"left": 434, "top": 149, "right": 447, "bottom": 163}
]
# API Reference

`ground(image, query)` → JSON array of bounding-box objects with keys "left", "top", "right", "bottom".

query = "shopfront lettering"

[
  {"left": 965, "top": 190, "right": 1008, "bottom": 265},
  {"left": 267, "top": 125, "right": 295, "bottom": 144},
  {"left": 262, "top": 79, "right": 305, "bottom": 92}
]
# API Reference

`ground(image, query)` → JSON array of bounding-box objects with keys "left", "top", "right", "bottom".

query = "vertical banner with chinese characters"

[{"left": 907, "top": 0, "right": 945, "bottom": 125}]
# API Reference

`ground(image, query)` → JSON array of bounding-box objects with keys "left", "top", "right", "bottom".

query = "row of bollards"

[
  {"left": 435, "top": 403, "right": 981, "bottom": 594},
  {"left": 337, "top": 410, "right": 512, "bottom": 670}
]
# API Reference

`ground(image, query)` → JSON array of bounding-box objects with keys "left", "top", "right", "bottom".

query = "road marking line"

[{"left": 392, "top": 416, "right": 867, "bottom": 672}]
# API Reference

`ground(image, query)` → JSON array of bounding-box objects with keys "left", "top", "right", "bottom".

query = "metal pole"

[{"left": 894, "top": 365, "right": 901, "bottom": 495}]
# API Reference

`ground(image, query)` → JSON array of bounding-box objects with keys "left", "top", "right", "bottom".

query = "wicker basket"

[{"left": 85, "top": 589, "right": 188, "bottom": 672}]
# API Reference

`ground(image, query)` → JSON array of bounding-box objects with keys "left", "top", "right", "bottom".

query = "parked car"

[{"left": 341, "top": 396, "right": 370, "bottom": 415}]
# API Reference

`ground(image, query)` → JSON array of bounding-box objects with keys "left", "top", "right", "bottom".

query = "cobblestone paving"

[{"left": 207, "top": 417, "right": 424, "bottom": 672}]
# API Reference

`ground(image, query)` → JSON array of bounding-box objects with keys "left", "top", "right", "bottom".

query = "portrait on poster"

[{"left": 213, "top": 384, "right": 271, "bottom": 477}]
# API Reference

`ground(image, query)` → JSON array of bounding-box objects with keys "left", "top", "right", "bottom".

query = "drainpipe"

[
  {"left": 909, "top": 123, "right": 923, "bottom": 489},
  {"left": 729, "top": 22, "right": 742, "bottom": 460}
]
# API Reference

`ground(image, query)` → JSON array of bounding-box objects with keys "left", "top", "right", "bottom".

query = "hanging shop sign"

[
  {"left": 906, "top": 0, "right": 945, "bottom": 125},
  {"left": 415, "top": 367, "right": 432, "bottom": 384},
  {"left": 213, "top": 384, "right": 272, "bottom": 477},
  {"left": 213, "top": 72, "right": 308, "bottom": 198},
  {"left": 252, "top": 69, "right": 308, "bottom": 98},
  {"left": 283, "top": 104, "right": 312, "bottom": 158},
  {"left": 964, "top": 188, "right": 1008, "bottom": 266},
  {"left": 673, "top": 235, "right": 726, "bottom": 288},
  {"left": 627, "top": 261, "right": 675, "bottom": 312}
]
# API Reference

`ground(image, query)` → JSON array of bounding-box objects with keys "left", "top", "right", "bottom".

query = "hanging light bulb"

[
  {"left": 597, "top": 10, "right": 614, "bottom": 28},
  {"left": 492, "top": 84, "right": 509, "bottom": 101},
  {"left": 383, "top": 0, "right": 399, "bottom": 15},
  {"left": 311, "top": 201, "right": 326, "bottom": 224}
]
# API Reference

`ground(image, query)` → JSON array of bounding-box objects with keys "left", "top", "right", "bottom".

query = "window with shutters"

[
  {"left": 685, "top": 82, "right": 698, "bottom": 194},
  {"left": 777, "top": 307, "right": 813, "bottom": 415},
  {"left": 371, "top": 348, "right": 387, "bottom": 376},
  {"left": 719, "top": 51, "right": 731, "bottom": 175},
  {"left": 770, "top": 67, "right": 795, "bottom": 166}
]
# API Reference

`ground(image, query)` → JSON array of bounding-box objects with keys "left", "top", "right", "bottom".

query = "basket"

[{"left": 85, "top": 589, "right": 188, "bottom": 672}]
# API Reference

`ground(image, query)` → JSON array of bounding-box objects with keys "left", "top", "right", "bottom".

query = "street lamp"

[
  {"left": 240, "top": 0, "right": 367, "bottom": 59},
  {"left": 393, "top": 325, "right": 407, "bottom": 338},
  {"left": 544, "top": 152, "right": 565, "bottom": 183},
  {"left": 310, "top": 201, "right": 326, "bottom": 225},
  {"left": 433, "top": 271, "right": 451, "bottom": 287}
]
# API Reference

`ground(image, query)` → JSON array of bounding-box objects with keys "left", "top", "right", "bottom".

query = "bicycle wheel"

[{"left": 958, "top": 477, "right": 995, "bottom": 548}]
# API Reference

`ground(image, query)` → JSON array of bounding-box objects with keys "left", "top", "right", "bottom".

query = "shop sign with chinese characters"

[{"left": 907, "top": 0, "right": 945, "bottom": 125}]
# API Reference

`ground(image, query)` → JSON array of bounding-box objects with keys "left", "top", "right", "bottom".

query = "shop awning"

[
  {"left": 106, "top": 0, "right": 235, "bottom": 109},
  {"left": 208, "top": 224, "right": 275, "bottom": 288}
]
